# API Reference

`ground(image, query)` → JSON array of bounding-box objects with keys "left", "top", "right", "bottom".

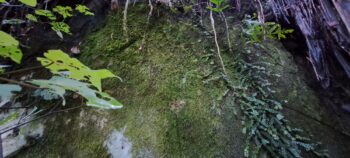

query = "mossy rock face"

[
  {"left": 14, "top": 5, "right": 243, "bottom": 158},
  {"left": 13, "top": 4, "right": 350, "bottom": 158}
]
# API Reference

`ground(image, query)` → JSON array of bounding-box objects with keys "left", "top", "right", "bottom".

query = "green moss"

[{"left": 79, "top": 5, "right": 247, "bottom": 156}]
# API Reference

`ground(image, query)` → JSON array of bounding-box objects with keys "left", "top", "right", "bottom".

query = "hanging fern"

[{"left": 233, "top": 57, "right": 328, "bottom": 158}]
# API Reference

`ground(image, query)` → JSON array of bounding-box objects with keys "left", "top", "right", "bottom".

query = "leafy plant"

[
  {"left": 243, "top": 15, "right": 294, "bottom": 43},
  {"left": 50, "top": 22, "right": 72, "bottom": 38},
  {"left": 0, "top": 1, "right": 94, "bottom": 41},
  {"left": 0, "top": 46, "right": 121, "bottom": 109},
  {"left": 35, "top": 9, "right": 57, "bottom": 20},
  {"left": 1, "top": 0, "right": 94, "bottom": 39},
  {"left": 264, "top": 22, "right": 294, "bottom": 40},
  {"left": 19, "top": 0, "right": 37, "bottom": 7},
  {"left": 53, "top": 6, "right": 73, "bottom": 19},
  {"left": 26, "top": 14, "right": 38, "bottom": 22},
  {"left": 1, "top": 0, "right": 38, "bottom": 7},
  {"left": 231, "top": 55, "right": 328, "bottom": 158},
  {"left": 0, "top": 31, "right": 23, "bottom": 64},
  {"left": 75, "top": 5, "right": 95, "bottom": 16},
  {"left": 30, "top": 76, "right": 122, "bottom": 109},
  {"left": 0, "top": 1, "right": 122, "bottom": 142},
  {"left": 207, "top": 0, "right": 229, "bottom": 13},
  {"left": 37, "top": 50, "right": 116, "bottom": 91}
]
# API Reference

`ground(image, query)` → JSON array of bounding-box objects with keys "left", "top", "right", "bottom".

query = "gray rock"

[{"left": 104, "top": 128, "right": 132, "bottom": 158}]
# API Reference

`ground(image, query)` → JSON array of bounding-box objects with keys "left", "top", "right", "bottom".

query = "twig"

[
  {"left": 0, "top": 4, "right": 24, "bottom": 7},
  {"left": 133, "top": 0, "right": 138, "bottom": 6},
  {"left": 0, "top": 106, "right": 30, "bottom": 109},
  {"left": 236, "top": 0, "right": 241, "bottom": 12},
  {"left": 1, "top": 62, "right": 52, "bottom": 76},
  {"left": 209, "top": 10, "right": 227, "bottom": 75},
  {"left": 0, "top": 77, "right": 39, "bottom": 89}
]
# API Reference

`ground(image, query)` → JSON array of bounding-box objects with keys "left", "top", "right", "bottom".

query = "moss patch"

[{"left": 79, "top": 5, "right": 237, "bottom": 157}]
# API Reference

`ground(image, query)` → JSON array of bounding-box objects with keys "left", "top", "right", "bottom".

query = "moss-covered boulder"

[{"left": 13, "top": 4, "right": 350, "bottom": 158}]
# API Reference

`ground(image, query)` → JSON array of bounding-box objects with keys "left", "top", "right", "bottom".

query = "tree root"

[{"left": 209, "top": 10, "right": 227, "bottom": 75}]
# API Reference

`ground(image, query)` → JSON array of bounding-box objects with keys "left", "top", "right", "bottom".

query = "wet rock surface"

[
  {"left": 0, "top": 107, "right": 44, "bottom": 157},
  {"left": 104, "top": 128, "right": 132, "bottom": 158}
]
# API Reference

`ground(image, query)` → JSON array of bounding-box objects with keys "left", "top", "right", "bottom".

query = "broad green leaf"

[
  {"left": 30, "top": 76, "right": 123, "bottom": 109},
  {"left": 0, "top": 31, "right": 23, "bottom": 64},
  {"left": 37, "top": 50, "right": 116, "bottom": 91},
  {"left": 35, "top": 9, "right": 56, "bottom": 20},
  {"left": 284, "top": 29, "right": 294, "bottom": 33},
  {"left": 222, "top": 5, "right": 229, "bottom": 11},
  {"left": 208, "top": 0, "right": 228, "bottom": 12},
  {"left": 278, "top": 33, "right": 286, "bottom": 40},
  {"left": 0, "top": 0, "right": 6, "bottom": 3},
  {"left": 34, "top": 89, "right": 63, "bottom": 102},
  {"left": 0, "top": 31, "right": 18, "bottom": 46},
  {"left": 50, "top": 22, "right": 71, "bottom": 35},
  {"left": 75, "top": 5, "right": 94, "bottom": 16},
  {"left": 0, "top": 84, "right": 22, "bottom": 106},
  {"left": 210, "top": 0, "right": 220, "bottom": 5},
  {"left": 207, "top": 6, "right": 221, "bottom": 13},
  {"left": 26, "top": 14, "right": 38, "bottom": 22},
  {"left": 0, "top": 46, "right": 23, "bottom": 64},
  {"left": 53, "top": 6, "right": 73, "bottom": 19},
  {"left": 19, "top": 0, "right": 37, "bottom": 7}
]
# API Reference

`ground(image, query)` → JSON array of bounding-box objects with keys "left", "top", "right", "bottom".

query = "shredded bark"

[{"left": 267, "top": 0, "right": 350, "bottom": 88}]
